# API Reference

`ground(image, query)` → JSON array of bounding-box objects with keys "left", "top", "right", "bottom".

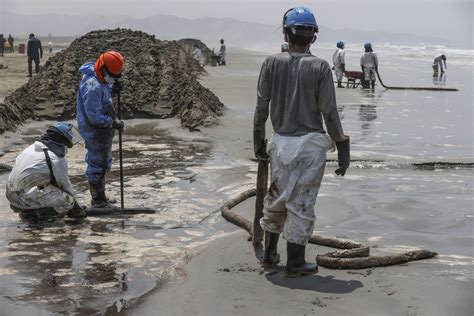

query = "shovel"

[{"left": 116, "top": 85, "right": 124, "bottom": 212}]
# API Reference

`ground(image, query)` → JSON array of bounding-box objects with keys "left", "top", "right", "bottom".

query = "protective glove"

[
  {"left": 112, "top": 80, "right": 123, "bottom": 96},
  {"left": 335, "top": 136, "right": 350, "bottom": 176},
  {"left": 112, "top": 120, "right": 124, "bottom": 133},
  {"left": 73, "top": 200, "right": 86, "bottom": 210},
  {"left": 254, "top": 129, "right": 269, "bottom": 161}
]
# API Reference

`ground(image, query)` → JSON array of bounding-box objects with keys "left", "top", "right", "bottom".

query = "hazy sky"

[{"left": 1, "top": 0, "right": 472, "bottom": 46}]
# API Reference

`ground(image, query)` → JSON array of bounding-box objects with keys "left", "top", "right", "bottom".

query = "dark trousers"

[{"left": 28, "top": 55, "right": 40, "bottom": 76}]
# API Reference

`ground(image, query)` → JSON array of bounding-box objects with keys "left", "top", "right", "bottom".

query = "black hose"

[{"left": 375, "top": 69, "right": 458, "bottom": 91}]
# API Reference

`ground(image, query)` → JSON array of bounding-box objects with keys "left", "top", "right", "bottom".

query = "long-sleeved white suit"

[{"left": 6, "top": 141, "right": 75, "bottom": 214}]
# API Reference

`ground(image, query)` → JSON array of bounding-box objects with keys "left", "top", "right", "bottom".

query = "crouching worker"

[
  {"left": 6, "top": 123, "right": 87, "bottom": 222},
  {"left": 76, "top": 50, "right": 125, "bottom": 209},
  {"left": 254, "top": 7, "right": 350, "bottom": 278}
]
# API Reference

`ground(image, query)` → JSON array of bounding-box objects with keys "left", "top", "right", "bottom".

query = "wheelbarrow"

[{"left": 344, "top": 71, "right": 364, "bottom": 88}]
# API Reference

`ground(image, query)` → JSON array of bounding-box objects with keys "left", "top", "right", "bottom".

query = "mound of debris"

[{"left": 1, "top": 29, "right": 224, "bottom": 133}]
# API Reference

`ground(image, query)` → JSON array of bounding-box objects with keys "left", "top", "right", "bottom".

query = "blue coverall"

[{"left": 76, "top": 62, "right": 115, "bottom": 184}]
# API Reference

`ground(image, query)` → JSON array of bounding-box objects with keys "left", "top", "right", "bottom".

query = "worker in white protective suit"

[
  {"left": 6, "top": 122, "right": 87, "bottom": 222},
  {"left": 192, "top": 44, "right": 202, "bottom": 64},
  {"left": 432, "top": 54, "right": 447, "bottom": 76},
  {"left": 218, "top": 38, "right": 226, "bottom": 65},
  {"left": 360, "top": 42, "right": 378, "bottom": 89},
  {"left": 254, "top": 7, "right": 350, "bottom": 278},
  {"left": 332, "top": 41, "right": 346, "bottom": 88}
]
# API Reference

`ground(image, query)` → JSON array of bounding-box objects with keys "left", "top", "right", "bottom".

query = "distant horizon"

[{"left": 1, "top": 0, "right": 472, "bottom": 49}]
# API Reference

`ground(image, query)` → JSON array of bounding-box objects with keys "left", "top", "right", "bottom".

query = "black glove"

[
  {"left": 112, "top": 80, "right": 123, "bottom": 96},
  {"left": 73, "top": 200, "right": 86, "bottom": 211},
  {"left": 335, "top": 136, "right": 350, "bottom": 176},
  {"left": 112, "top": 120, "right": 124, "bottom": 133},
  {"left": 253, "top": 129, "right": 269, "bottom": 161}
]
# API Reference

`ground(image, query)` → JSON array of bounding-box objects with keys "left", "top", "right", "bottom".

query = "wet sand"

[
  {"left": 127, "top": 48, "right": 473, "bottom": 315},
  {"left": 0, "top": 47, "right": 473, "bottom": 315}
]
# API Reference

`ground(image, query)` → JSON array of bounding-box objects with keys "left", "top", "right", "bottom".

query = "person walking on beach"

[
  {"left": 0, "top": 34, "right": 4, "bottom": 57},
  {"left": 8, "top": 35, "right": 14, "bottom": 52},
  {"left": 76, "top": 50, "right": 125, "bottom": 210},
  {"left": 27, "top": 33, "right": 43, "bottom": 77},
  {"left": 432, "top": 54, "right": 447, "bottom": 76},
  {"left": 333, "top": 41, "right": 346, "bottom": 88},
  {"left": 6, "top": 122, "right": 87, "bottom": 222},
  {"left": 254, "top": 6, "right": 350, "bottom": 278},
  {"left": 360, "top": 42, "right": 378, "bottom": 89},
  {"left": 218, "top": 38, "right": 226, "bottom": 65}
]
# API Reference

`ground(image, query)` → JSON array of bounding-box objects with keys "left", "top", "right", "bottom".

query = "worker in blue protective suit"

[{"left": 76, "top": 50, "right": 125, "bottom": 209}]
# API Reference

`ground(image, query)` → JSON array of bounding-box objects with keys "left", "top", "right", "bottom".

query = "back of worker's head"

[
  {"left": 282, "top": 7, "right": 318, "bottom": 47},
  {"left": 364, "top": 42, "right": 373, "bottom": 52},
  {"left": 220, "top": 38, "right": 224, "bottom": 44},
  {"left": 45, "top": 122, "right": 82, "bottom": 149},
  {"left": 337, "top": 41, "right": 345, "bottom": 49},
  {"left": 441, "top": 54, "right": 446, "bottom": 61},
  {"left": 94, "top": 50, "right": 125, "bottom": 83},
  {"left": 29, "top": 33, "right": 35, "bottom": 39}
]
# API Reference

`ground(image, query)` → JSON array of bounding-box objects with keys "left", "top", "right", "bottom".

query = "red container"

[{"left": 18, "top": 43, "right": 25, "bottom": 54}]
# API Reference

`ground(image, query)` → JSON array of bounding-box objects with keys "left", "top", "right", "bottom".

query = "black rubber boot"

[
  {"left": 337, "top": 81, "right": 344, "bottom": 88},
  {"left": 89, "top": 181, "right": 118, "bottom": 209},
  {"left": 101, "top": 178, "right": 117, "bottom": 204},
  {"left": 261, "top": 231, "right": 280, "bottom": 268},
  {"left": 284, "top": 242, "right": 318, "bottom": 278},
  {"left": 67, "top": 201, "right": 87, "bottom": 218},
  {"left": 371, "top": 80, "right": 376, "bottom": 89},
  {"left": 19, "top": 207, "right": 58, "bottom": 223}
]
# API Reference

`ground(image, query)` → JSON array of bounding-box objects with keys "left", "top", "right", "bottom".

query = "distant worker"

[
  {"left": 332, "top": 41, "right": 346, "bottom": 88},
  {"left": 281, "top": 43, "right": 289, "bottom": 52},
  {"left": 192, "top": 44, "right": 202, "bottom": 63},
  {"left": 360, "top": 42, "right": 378, "bottom": 89},
  {"left": 432, "top": 54, "right": 447, "bottom": 76},
  {"left": 48, "top": 41, "right": 53, "bottom": 54},
  {"left": 0, "top": 34, "right": 4, "bottom": 56},
  {"left": 6, "top": 123, "right": 87, "bottom": 222},
  {"left": 76, "top": 50, "right": 125, "bottom": 209},
  {"left": 27, "top": 33, "right": 43, "bottom": 77},
  {"left": 218, "top": 38, "right": 226, "bottom": 65},
  {"left": 254, "top": 7, "right": 350, "bottom": 278},
  {"left": 8, "top": 34, "right": 14, "bottom": 52}
]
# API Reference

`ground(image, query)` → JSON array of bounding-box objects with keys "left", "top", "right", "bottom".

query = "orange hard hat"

[{"left": 94, "top": 50, "right": 125, "bottom": 81}]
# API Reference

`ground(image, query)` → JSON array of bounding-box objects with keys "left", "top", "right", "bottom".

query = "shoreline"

[{"left": 0, "top": 47, "right": 472, "bottom": 315}]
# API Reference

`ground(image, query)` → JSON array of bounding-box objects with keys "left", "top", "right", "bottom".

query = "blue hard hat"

[
  {"left": 50, "top": 122, "right": 82, "bottom": 148},
  {"left": 283, "top": 7, "right": 319, "bottom": 34},
  {"left": 364, "top": 42, "right": 372, "bottom": 49},
  {"left": 337, "top": 41, "right": 344, "bottom": 48}
]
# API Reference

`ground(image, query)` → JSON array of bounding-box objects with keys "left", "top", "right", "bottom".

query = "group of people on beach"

[
  {"left": 4, "top": 6, "right": 447, "bottom": 278},
  {"left": 332, "top": 41, "right": 378, "bottom": 89},
  {"left": 332, "top": 42, "right": 448, "bottom": 89},
  {"left": 0, "top": 34, "right": 14, "bottom": 56},
  {"left": 192, "top": 38, "right": 227, "bottom": 66}
]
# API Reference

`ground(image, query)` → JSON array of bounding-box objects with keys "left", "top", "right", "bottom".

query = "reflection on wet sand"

[
  {"left": 0, "top": 121, "right": 223, "bottom": 314},
  {"left": 432, "top": 73, "right": 447, "bottom": 86}
]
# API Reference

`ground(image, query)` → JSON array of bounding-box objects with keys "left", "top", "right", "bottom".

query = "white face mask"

[{"left": 104, "top": 74, "right": 115, "bottom": 84}]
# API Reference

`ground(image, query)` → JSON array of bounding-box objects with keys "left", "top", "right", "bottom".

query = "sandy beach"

[
  {"left": 0, "top": 44, "right": 472, "bottom": 315},
  {"left": 127, "top": 47, "right": 473, "bottom": 315}
]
